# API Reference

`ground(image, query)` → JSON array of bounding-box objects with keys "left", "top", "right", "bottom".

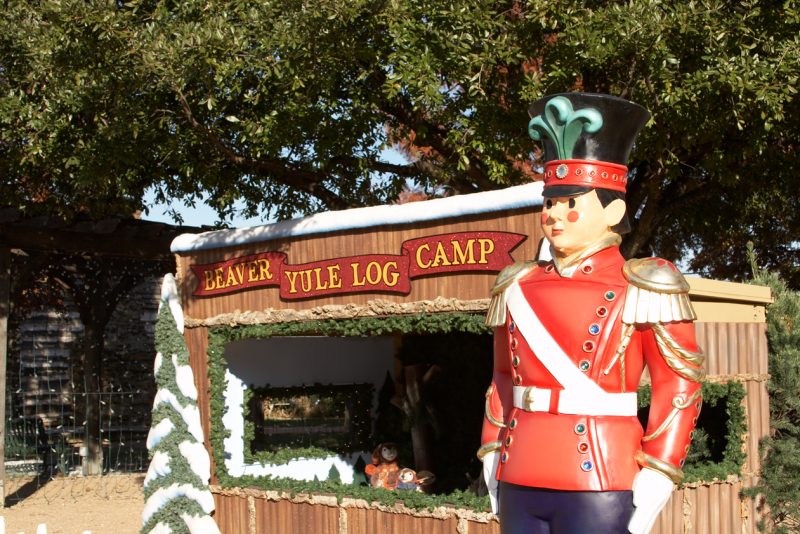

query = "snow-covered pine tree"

[
  {"left": 742, "top": 245, "right": 800, "bottom": 533},
  {"left": 141, "top": 275, "right": 220, "bottom": 534}
]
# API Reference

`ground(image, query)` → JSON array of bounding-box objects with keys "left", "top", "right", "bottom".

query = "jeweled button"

[
  {"left": 588, "top": 323, "right": 601, "bottom": 335},
  {"left": 514, "top": 375, "right": 522, "bottom": 385},
  {"left": 581, "top": 264, "right": 593, "bottom": 275},
  {"left": 545, "top": 264, "right": 554, "bottom": 273},
  {"left": 581, "top": 460, "right": 593, "bottom": 471},
  {"left": 577, "top": 442, "right": 590, "bottom": 454},
  {"left": 512, "top": 355, "right": 520, "bottom": 368},
  {"left": 604, "top": 291, "right": 616, "bottom": 301},
  {"left": 509, "top": 321, "right": 516, "bottom": 333},
  {"left": 596, "top": 306, "right": 608, "bottom": 318},
  {"left": 556, "top": 163, "right": 569, "bottom": 179},
  {"left": 505, "top": 436, "right": 513, "bottom": 447},
  {"left": 582, "top": 340, "right": 596, "bottom": 352},
  {"left": 579, "top": 359, "right": 591, "bottom": 372},
  {"left": 509, "top": 418, "right": 518, "bottom": 430},
  {"left": 501, "top": 452, "right": 508, "bottom": 463},
  {"left": 574, "top": 423, "right": 586, "bottom": 435},
  {"left": 510, "top": 338, "right": 519, "bottom": 350}
]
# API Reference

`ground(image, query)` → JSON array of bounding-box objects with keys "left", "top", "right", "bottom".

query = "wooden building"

[{"left": 171, "top": 183, "right": 771, "bottom": 534}]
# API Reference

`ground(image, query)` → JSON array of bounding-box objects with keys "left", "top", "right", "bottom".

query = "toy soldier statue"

[{"left": 478, "top": 93, "right": 704, "bottom": 534}]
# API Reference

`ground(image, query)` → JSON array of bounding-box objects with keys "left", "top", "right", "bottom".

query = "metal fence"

[{"left": 4, "top": 389, "right": 151, "bottom": 503}]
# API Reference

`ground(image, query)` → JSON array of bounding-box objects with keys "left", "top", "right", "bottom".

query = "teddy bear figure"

[
  {"left": 364, "top": 442, "right": 400, "bottom": 489},
  {"left": 395, "top": 468, "right": 420, "bottom": 491}
]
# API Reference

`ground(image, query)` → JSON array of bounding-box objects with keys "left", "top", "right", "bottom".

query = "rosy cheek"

[
  {"left": 540, "top": 212, "right": 549, "bottom": 225},
  {"left": 567, "top": 210, "right": 580, "bottom": 223}
]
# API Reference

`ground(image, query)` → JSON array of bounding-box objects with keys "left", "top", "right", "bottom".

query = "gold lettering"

[
  {"left": 327, "top": 265, "right": 342, "bottom": 289},
  {"left": 284, "top": 271, "right": 300, "bottom": 294},
  {"left": 300, "top": 270, "right": 313, "bottom": 292},
  {"left": 478, "top": 239, "right": 495, "bottom": 264},
  {"left": 351, "top": 262, "right": 366, "bottom": 286},
  {"left": 451, "top": 239, "right": 476, "bottom": 265},
  {"left": 432, "top": 242, "right": 452, "bottom": 267},
  {"left": 215, "top": 267, "right": 225, "bottom": 289},
  {"left": 225, "top": 266, "right": 239, "bottom": 287},
  {"left": 204, "top": 270, "right": 216, "bottom": 291},
  {"left": 365, "top": 261, "right": 382, "bottom": 285},
  {"left": 313, "top": 267, "right": 329, "bottom": 290},
  {"left": 415, "top": 243, "right": 432, "bottom": 269},
  {"left": 234, "top": 264, "right": 245, "bottom": 285},
  {"left": 258, "top": 259, "right": 273, "bottom": 280},
  {"left": 247, "top": 261, "right": 259, "bottom": 282},
  {"left": 383, "top": 262, "right": 400, "bottom": 287}
]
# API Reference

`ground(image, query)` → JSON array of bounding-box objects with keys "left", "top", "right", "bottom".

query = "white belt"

[{"left": 512, "top": 385, "right": 637, "bottom": 417}]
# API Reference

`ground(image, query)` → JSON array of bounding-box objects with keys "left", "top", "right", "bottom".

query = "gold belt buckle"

[{"left": 523, "top": 386, "right": 535, "bottom": 411}]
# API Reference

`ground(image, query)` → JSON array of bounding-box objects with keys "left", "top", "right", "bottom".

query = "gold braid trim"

[
  {"left": 634, "top": 451, "right": 684, "bottom": 483},
  {"left": 653, "top": 324, "right": 706, "bottom": 382},
  {"left": 604, "top": 323, "right": 636, "bottom": 393},
  {"left": 477, "top": 441, "right": 502, "bottom": 461},
  {"left": 485, "top": 261, "right": 537, "bottom": 327},
  {"left": 484, "top": 385, "right": 507, "bottom": 428},
  {"left": 652, "top": 323, "right": 705, "bottom": 366},
  {"left": 642, "top": 389, "right": 703, "bottom": 442}
]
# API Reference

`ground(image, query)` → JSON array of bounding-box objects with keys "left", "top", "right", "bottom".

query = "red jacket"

[{"left": 481, "top": 246, "right": 703, "bottom": 491}]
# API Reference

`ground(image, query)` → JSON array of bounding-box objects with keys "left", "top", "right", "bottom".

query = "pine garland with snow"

[{"left": 141, "top": 276, "right": 220, "bottom": 534}]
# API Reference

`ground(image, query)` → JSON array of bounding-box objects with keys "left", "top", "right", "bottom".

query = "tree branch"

[
  {"left": 380, "top": 96, "right": 496, "bottom": 192},
  {"left": 173, "top": 88, "right": 350, "bottom": 210}
]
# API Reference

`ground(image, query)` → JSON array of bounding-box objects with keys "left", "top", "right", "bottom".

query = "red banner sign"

[{"left": 190, "top": 231, "right": 525, "bottom": 299}]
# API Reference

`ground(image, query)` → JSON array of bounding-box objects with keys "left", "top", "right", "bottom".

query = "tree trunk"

[
  {"left": 0, "top": 249, "right": 10, "bottom": 506},
  {"left": 81, "top": 320, "right": 104, "bottom": 476},
  {"left": 404, "top": 365, "right": 435, "bottom": 477}
]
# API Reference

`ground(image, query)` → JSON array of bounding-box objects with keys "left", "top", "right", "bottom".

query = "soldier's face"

[{"left": 541, "top": 190, "right": 618, "bottom": 258}]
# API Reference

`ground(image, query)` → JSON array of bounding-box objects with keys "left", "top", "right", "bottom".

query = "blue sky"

[
  {"left": 141, "top": 148, "right": 410, "bottom": 229},
  {"left": 141, "top": 189, "right": 266, "bottom": 228}
]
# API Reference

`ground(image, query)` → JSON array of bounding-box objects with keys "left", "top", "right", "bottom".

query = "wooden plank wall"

[{"left": 175, "top": 209, "right": 543, "bottom": 321}]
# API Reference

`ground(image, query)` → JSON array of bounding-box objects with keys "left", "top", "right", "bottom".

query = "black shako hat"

[{"left": 528, "top": 93, "right": 650, "bottom": 197}]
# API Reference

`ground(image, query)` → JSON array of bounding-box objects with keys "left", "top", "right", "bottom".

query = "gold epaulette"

[
  {"left": 485, "top": 261, "right": 537, "bottom": 327},
  {"left": 621, "top": 258, "right": 697, "bottom": 324}
]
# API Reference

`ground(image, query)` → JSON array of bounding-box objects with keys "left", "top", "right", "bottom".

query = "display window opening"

[{"left": 208, "top": 313, "right": 493, "bottom": 496}]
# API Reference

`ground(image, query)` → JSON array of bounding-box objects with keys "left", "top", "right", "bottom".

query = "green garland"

[
  {"left": 637, "top": 380, "right": 747, "bottom": 484},
  {"left": 207, "top": 312, "right": 493, "bottom": 511}
]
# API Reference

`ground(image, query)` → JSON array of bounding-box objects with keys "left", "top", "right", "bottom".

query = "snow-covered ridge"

[{"left": 171, "top": 182, "right": 544, "bottom": 253}]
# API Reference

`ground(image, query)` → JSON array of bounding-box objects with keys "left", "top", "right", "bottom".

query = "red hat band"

[{"left": 544, "top": 159, "right": 629, "bottom": 193}]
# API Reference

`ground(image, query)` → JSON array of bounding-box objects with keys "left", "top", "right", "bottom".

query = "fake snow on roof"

[{"left": 171, "top": 182, "right": 544, "bottom": 253}]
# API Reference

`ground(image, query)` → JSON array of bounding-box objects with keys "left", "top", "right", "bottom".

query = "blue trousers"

[{"left": 499, "top": 482, "right": 633, "bottom": 534}]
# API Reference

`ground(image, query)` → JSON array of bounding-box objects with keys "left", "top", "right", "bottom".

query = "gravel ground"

[{"left": 0, "top": 474, "right": 144, "bottom": 534}]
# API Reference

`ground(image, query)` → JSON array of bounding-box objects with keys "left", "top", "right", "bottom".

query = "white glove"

[
  {"left": 628, "top": 467, "right": 675, "bottom": 534},
  {"left": 481, "top": 450, "right": 500, "bottom": 514}
]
